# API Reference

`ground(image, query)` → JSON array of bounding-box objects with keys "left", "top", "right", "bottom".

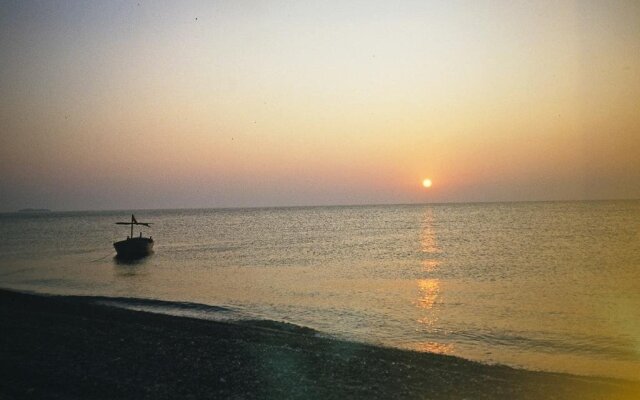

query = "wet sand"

[{"left": 1, "top": 288, "right": 638, "bottom": 399}]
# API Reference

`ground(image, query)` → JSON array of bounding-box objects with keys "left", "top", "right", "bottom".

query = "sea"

[{"left": 1, "top": 201, "right": 639, "bottom": 381}]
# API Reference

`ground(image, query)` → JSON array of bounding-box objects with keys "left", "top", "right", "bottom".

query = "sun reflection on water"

[
  {"left": 413, "top": 341, "right": 454, "bottom": 355},
  {"left": 414, "top": 208, "right": 451, "bottom": 353},
  {"left": 420, "top": 208, "right": 439, "bottom": 256},
  {"left": 416, "top": 279, "right": 440, "bottom": 310},
  {"left": 417, "top": 208, "right": 441, "bottom": 313}
]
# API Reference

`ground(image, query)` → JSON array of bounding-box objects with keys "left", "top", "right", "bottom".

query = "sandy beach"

[{"left": 0, "top": 289, "right": 638, "bottom": 399}]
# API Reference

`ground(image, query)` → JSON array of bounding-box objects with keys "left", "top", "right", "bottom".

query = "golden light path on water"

[{"left": 413, "top": 208, "right": 451, "bottom": 354}]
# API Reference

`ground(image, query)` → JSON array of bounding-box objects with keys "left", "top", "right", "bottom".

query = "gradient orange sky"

[{"left": 1, "top": 1, "right": 639, "bottom": 211}]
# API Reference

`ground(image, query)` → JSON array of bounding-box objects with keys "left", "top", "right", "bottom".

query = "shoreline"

[{"left": 1, "top": 288, "right": 638, "bottom": 399}]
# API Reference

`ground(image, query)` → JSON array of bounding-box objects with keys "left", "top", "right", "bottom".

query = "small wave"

[
  {"left": 443, "top": 329, "right": 638, "bottom": 361},
  {"left": 236, "top": 319, "right": 318, "bottom": 335},
  {"left": 82, "top": 296, "right": 232, "bottom": 313},
  {"left": 80, "top": 295, "right": 319, "bottom": 337}
]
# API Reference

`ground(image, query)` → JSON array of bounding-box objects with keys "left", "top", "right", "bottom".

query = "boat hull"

[{"left": 113, "top": 237, "right": 154, "bottom": 259}]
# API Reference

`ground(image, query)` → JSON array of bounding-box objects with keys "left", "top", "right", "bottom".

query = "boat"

[{"left": 113, "top": 214, "right": 154, "bottom": 259}]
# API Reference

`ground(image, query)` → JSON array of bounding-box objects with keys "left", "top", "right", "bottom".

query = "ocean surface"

[{"left": 1, "top": 201, "right": 639, "bottom": 381}]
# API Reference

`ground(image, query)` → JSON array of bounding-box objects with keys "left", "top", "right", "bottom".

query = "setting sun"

[{"left": 422, "top": 179, "right": 432, "bottom": 188}]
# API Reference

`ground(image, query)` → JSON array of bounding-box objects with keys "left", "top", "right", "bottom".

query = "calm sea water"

[{"left": 1, "top": 201, "right": 639, "bottom": 380}]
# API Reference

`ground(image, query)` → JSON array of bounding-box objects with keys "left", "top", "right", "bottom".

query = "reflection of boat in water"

[{"left": 114, "top": 214, "right": 153, "bottom": 259}]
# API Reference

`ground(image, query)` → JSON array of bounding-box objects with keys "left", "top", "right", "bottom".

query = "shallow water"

[{"left": 1, "top": 201, "right": 639, "bottom": 380}]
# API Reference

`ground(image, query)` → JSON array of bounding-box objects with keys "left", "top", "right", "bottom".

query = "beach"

[{"left": 1, "top": 289, "right": 638, "bottom": 399}]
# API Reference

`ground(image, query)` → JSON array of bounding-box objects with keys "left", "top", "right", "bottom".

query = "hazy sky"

[{"left": 1, "top": 1, "right": 639, "bottom": 211}]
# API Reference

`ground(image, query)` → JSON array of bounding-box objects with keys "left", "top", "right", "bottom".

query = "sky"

[{"left": 1, "top": 0, "right": 639, "bottom": 211}]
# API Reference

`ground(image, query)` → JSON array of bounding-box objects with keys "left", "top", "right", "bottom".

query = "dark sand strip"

[{"left": 0, "top": 289, "right": 638, "bottom": 399}]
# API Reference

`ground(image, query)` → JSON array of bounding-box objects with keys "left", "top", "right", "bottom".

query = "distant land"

[{"left": 17, "top": 208, "right": 51, "bottom": 213}]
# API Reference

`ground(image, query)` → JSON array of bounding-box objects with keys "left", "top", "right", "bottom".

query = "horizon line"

[{"left": 4, "top": 197, "right": 639, "bottom": 214}]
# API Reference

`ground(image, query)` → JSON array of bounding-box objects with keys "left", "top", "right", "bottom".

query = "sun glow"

[{"left": 422, "top": 179, "right": 432, "bottom": 188}]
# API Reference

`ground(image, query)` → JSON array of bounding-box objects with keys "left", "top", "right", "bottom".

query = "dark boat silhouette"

[{"left": 114, "top": 214, "right": 153, "bottom": 259}]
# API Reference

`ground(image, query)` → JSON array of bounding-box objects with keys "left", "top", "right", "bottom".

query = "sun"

[{"left": 422, "top": 179, "right": 432, "bottom": 188}]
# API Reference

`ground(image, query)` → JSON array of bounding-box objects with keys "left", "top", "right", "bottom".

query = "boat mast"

[{"left": 116, "top": 215, "right": 151, "bottom": 238}]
